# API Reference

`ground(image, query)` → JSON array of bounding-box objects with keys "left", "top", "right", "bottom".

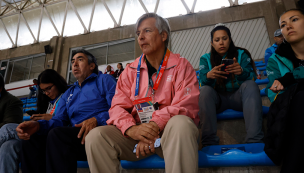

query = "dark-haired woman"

[
  {"left": 0, "top": 69, "right": 68, "bottom": 173},
  {"left": 264, "top": 9, "right": 304, "bottom": 172},
  {"left": 198, "top": 23, "right": 264, "bottom": 146},
  {"left": 113, "top": 63, "right": 124, "bottom": 80}
]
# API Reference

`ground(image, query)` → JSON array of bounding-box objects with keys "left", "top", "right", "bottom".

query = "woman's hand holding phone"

[
  {"left": 207, "top": 64, "right": 228, "bottom": 79},
  {"left": 225, "top": 58, "right": 243, "bottom": 75}
]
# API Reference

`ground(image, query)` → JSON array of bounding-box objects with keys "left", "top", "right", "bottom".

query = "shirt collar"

[{"left": 74, "top": 73, "right": 98, "bottom": 86}]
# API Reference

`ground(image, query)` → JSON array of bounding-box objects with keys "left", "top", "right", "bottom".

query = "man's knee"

[
  {"left": 86, "top": 126, "right": 114, "bottom": 146},
  {"left": 166, "top": 115, "right": 198, "bottom": 137}
]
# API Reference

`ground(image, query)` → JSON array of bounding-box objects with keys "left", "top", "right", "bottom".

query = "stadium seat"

[
  {"left": 120, "top": 143, "right": 275, "bottom": 169},
  {"left": 257, "top": 67, "right": 266, "bottom": 71},
  {"left": 255, "top": 63, "right": 265, "bottom": 67},
  {"left": 260, "top": 88, "right": 266, "bottom": 96},
  {"left": 255, "top": 78, "right": 269, "bottom": 85},
  {"left": 254, "top": 61, "right": 263, "bottom": 64},
  {"left": 216, "top": 106, "right": 269, "bottom": 120}
]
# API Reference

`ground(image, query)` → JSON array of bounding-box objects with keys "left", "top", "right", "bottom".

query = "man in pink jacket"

[{"left": 85, "top": 13, "right": 200, "bottom": 173}]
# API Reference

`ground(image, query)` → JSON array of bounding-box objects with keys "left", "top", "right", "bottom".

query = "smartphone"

[
  {"left": 221, "top": 59, "right": 234, "bottom": 77},
  {"left": 133, "top": 138, "right": 161, "bottom": 153},
  {"left": 25, "top": 110, "right": 37, "bottom": 116}
]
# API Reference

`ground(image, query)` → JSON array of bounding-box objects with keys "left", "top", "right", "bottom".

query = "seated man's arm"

[
  {"left": 264, "top": 48, "right": 273, "bottom": 66},
  {"left": 107, "top": 67, "right": 137, "bottom": 135},
  {"left": 150, "top": 59, "right": 200, "bottom": 132},
  {"left": 37, "top": 92, "right": 70, "bottom": 135},
  {"left": 0, "top": 98, "right": 23, "bottom": 128},
  {"left": 95, "top": 75, "right": 117, "bottom": 126}
]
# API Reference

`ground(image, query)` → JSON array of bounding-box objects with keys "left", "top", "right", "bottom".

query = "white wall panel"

[{"left": 171, "top": 18, "right": 271, "bottom": 69}]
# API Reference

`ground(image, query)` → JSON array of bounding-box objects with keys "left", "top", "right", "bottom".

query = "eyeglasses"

[
  {"left": 299, "top": 61, "right": 304, "bottom": 67},
  {"left": 40, "top": 85, "right": 54, "bottom": 94}
]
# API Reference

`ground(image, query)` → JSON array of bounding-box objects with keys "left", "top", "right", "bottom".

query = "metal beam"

[
  {"left": 0, "top": 0, "right": 67, "bottom": 19},
  {"left": 69, "top": 0, "right": 88, "bottom": 33},
  {"left": 2, "top": 0, "right": 18, "bottom": 10},
  {"left": 191, "top": 0, "right": 197, "bottom": 13},
  {"left": 101, "top": 0, "right": 118, "bottom": 27},
  {"left": 36, "top": 5, "right": 43, "bottom": 42},
  {"left": 118, "top": 0, "right": 126, "bottom": 26},
  {"left": 61, "top": 1, "right": 68, "bottom": 36},
  {"left": 21, "top": 13, "right": 36, "bottom": 42},
  {"left": 0, "top": 0, "right": 2, "bottom": 14},
  {"left": 154, "top": 0, "right": 159, "bottom": 13},
  {"left": 14, "top": 12, "right": 21, "bottom": 47},
  {"left": 180, "top": 0, "right": 190, "bottom": 14},
  {"left": 12, "top": 0, "right": 20, "bottom": 10},
  {"left": 88, "top": 0, "right": 96, "bottom": 32},
  {"left": 138, "top": 0, "right": 148, "bottom": 13},
  {"left": 20, "top": 0, "right": 29, "bottom": 10},
  {"left": 0, "top": 18, "right": 14, "bottom": 46},
  {"left": 44, "top": 6, "right": 60, "bottom": 36}
]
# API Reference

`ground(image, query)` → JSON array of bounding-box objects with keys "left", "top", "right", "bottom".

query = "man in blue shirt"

[
  {"left": 264, "top": 29, "right": 284, "bottom": 65},
  {"left": 17, "top": 49, "right": 116, "bottom": 173}
]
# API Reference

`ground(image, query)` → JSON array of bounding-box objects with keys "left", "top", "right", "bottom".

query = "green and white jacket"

[
  {"left": 266, "top": 53, "right": 304, "bottom": 102},
  {"left": 199, "top": 49, "right": 256, "bottom": 92}
]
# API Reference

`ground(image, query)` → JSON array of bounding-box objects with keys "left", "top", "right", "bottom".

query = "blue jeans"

[{"left": 0, "top": 123, "right": 21, "bottom": 173}]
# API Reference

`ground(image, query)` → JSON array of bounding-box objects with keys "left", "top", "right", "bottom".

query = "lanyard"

[{"left": 135, "top": 49, "right": 170, "bottom": 98}]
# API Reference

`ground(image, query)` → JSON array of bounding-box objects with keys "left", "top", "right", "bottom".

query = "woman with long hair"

[
  {"left": 113, "top": 63, "right": 124, "bottom": 80},
  {"left": 0, "top": 69, "right": 68, "bottom": 173},
  {"left": 198, "top": 23, "right": 264, "bottom": 147},
  {"left": 264, "top": 9, "right": 304, "bottom": 172}
]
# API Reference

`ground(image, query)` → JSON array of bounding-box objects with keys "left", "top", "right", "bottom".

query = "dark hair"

[
  {"left": 118, "top": 63, "right": 123, "bottom": 69},
  {"left": 0, "top": 74, "right": 4, "bottom": 90},
  {"left": 71, "top": 49, "right": 98, "bottom": 74},
  {"left": 37, "top": 69, "right": 69, "bottom": 114},
  {"left": 210, "top": 28, "right": 257, "bottom": 91},
  {"left": 276, "top": 9, "right": 304, "bottom": 67}
]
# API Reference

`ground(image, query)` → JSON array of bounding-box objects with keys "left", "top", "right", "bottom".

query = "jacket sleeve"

[
  {"left": 199, "top": 56, "right": 214, "bottom": 86},
  {"left": 150, "top": 61, "right": 200, "bottom": 132},
  {"left": 107, "top": 67, "right": 137, "bottom": 135},
  {"left": 0, "top": 98, "right": 23, "bottom": 128},
  {"left": 37, "top": 92, "right": 71, "bottom": 135},
  {"left": 95, "top": 75, "right": 116, "bottom": 126},
  {"left": 236, "top": 53, "right": 257, "bottom": 81},
  {"left": 266, "top": 58, "right": 282, "bottom": 102},
  {"left": 264, "top": 47, "right": 273, "bottom": 65}
]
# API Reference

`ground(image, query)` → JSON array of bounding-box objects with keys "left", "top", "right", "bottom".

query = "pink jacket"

[{"left": 107, "top": 52, "right": 200, "bottom": 135}]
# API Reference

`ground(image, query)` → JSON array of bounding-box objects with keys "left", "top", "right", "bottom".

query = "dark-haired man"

[
  {"left": 17, "top": 49, "right": 117, "bottom": 173},
  {"left": 0, "top": 74, "right": 23, "bottom": 173}
]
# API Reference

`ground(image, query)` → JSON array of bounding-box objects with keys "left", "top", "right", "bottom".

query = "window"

[
  {"left": 67, "top": 38, "right": 135, "bottom": 84},
  {"left": 1, "top": 54, "right": 46, "bottom": 84}
]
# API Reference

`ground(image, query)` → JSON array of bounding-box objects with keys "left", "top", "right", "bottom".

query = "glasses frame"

[{"left": 40, "top": 84, "right": 54, "bottom": 95}]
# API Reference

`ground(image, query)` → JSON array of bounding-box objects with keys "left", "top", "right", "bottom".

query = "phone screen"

[{"left": 221, "top": 59, "right": 234, "bottom": 77}]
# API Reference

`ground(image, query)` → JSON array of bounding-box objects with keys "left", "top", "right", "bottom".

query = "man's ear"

[
  {"left": 90, "top": 63, "right": 95, "bottom": 71},
  {"left": 161, "top": 31, "right": 168, "bottom": 42}
]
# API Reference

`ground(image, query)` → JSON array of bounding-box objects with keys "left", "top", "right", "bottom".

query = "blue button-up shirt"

[{"left": 38, "top": 73, "right": 117, "bottom": 135}]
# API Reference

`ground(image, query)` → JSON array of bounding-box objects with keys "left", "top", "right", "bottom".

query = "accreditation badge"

[{"left": 133, "top": 97, "right": 155, "bottom": 123}]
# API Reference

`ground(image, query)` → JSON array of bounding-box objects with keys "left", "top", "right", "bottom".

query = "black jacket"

[
  {"left": 0, "top": 89, "right": 23, "bottom": 127},
  {"left": 264, "top": 79, "right": 304, "bottom": 165}
]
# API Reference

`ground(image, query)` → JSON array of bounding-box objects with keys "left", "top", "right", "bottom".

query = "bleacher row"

[
  {"left": 21, "top": 97, "right": 37, "bottom": 113},
  {"left": 20, "top": 61, "right": 273, "bottom": 169}
]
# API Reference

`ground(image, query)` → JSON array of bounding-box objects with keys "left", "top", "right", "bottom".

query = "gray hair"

[{"left": 135, "top": 13, "right": 171, "bottom": 47}]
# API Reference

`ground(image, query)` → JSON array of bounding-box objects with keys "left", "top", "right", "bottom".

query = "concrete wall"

[{"left": 0, "top": 0, "right": 297, "bottom": 80}]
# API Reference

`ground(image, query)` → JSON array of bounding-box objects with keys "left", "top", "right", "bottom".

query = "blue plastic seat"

[
  {"left": 23, "top": 116, "right": 31, "bottom": 121},
  {"left": 121, "top": 143, "right": 275, "bottom": 169},
  {"left": 255, "top": 63, "right": 265, "bottom": 67},
  {"left": 255, "top": 60, "right": 263, "bottom": 64},
  {"left": 255, "top": 78, "right": 269, "bottom": 85},
  {"left": 77, "top": 161, "right": 89, "bottom": 168},
  {"left": 260, "top": 88, "right": 266, "bottom": 96},
  {"left": 257, "top": 67, "right": 266, "bottom": 71},
  {"left": 216, "top": 106, "right": 269, "bottom": 120}
]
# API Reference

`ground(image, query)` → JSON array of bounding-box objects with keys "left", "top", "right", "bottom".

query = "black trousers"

[
  {"left": 21, "top": 127, "right": 87, "bottom": 173},
  {"left": 281, "top": 90, "right": 304, "bottom": 173}
]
